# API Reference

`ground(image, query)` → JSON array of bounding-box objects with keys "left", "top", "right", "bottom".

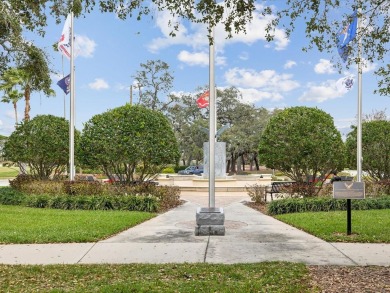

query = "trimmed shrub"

[
  {"left": 267, "top": 196, "right": 390, "bottom": 215},
  {"left": 0, "top": 187, "right": 26, "bottom": 205},
  {"left": 9, "top": 174, "right": 35, "bottom": 191},
  {"left": 1, "top": 178, "right": 181, "bottom": 212},
  {"left": 16, "top": 193, "right": 159, "bottom": 212},
  {"left": 63, "top": 181, "right": 105, "bottom": 196}
]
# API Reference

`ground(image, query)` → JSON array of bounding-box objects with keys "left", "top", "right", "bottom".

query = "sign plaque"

[{"left": 333, "top": 182, "right": 365, "bottom": 199}]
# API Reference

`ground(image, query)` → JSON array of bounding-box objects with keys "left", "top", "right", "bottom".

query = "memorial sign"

[{"left": 333, "top": 182, "right": 365, "bottom": 199}]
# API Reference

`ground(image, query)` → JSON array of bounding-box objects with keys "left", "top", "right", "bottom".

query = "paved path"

[{"left": 0, "top": 192, "right": 389, "bottom": 266}]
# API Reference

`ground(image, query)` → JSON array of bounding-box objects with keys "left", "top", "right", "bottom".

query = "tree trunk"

[
  {"left": 241, "top": 154, "right": 245, "bottom": 171},
  {"left": 226, "top": 159, "right": 231, "bottom": 173},
  {"left": 13, "top": 101, "right": 18, "bottom": 125},
  {"left": 254, "top": 154, "right": 260, "bottom": 170},
  {"left": 231, "top": 153, "right": 236, "bottom": 173},
  {"left": 237, "top": 156, "right": 242, "bottom": 172},
  {"left": 24, "top": 86, "right": 31, "bottom": 121}
]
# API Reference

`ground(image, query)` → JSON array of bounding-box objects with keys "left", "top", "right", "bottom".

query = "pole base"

[{"left": 195, "top": 207, "right": 225, "bottom": 236}]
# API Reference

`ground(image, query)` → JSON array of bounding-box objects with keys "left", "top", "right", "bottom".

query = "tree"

[
  {"left": 132, "top": 60, "right": 175, "bottom": 112},
  {"left": 1, "top": 89, "right": 22, "bottom": 125},
  {"left": 16, "top": 46, "right": 55, "bottom": 121},
  {"left": 78, "top": 105, "right": 180, "bottom": 183},
  {"left": 167, "top": 86, "right": 272, "bottom": 170},
  {"left": 0, "top": 134, "right": 7, "bottom": 163},
  {"left": 345, "top": 119, "right": 390, "bottom": 181},
  {"left": 167, "top": 91, "right": 208, "bottom": 165},
  {"left": 259, "top": 107, "right": 345, "bottom": 193},
  {"left": 217, "top": 87, "right": 271, "bottom": 173},
  {"left": 0, "top": 46, "right": 54, "bottom": 122},
  {"left": 3, "top": 115, "right": 78, "bottom": 179},
  {"left": 0, "top": 68, "right": 24, "bottom": 125}
]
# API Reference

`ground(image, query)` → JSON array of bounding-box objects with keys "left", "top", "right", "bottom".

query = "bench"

[{"left": 265, "top": 181, "right": 296, "bottom": 202}]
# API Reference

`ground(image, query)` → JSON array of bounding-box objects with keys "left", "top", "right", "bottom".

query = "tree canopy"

[
  {"left": 259, "top": 106, "right": 345, "bottom": 186},
  {"left": 132, "top": 60, "right": 175, "bottom": 112},
  {"left": 167, "top": 86, "right": 271, "bottom": 171},
  {"left": 78, "top": 105, "right": 180, "bottom": 183},
  {"left": 345, "top": 119, "right": 390, "bottom": 181},
  {"left": 3, "top": 115, "right": 77, "bottom": 179}
]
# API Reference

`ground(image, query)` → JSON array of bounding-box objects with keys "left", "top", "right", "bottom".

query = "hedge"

[
  {"left": 0, "top": 187, "right": 158, "bottom": 212},
  {"left": 267, "top": 196, "right": 390, "bottom": 215}
]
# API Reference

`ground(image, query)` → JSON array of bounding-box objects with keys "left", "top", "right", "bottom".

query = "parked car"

[
  {"left": 178, "top": 166, "right": 197, "bottom": 175},
  {"left": 191, "top": 166, "right": 204, "bottom": 176}
]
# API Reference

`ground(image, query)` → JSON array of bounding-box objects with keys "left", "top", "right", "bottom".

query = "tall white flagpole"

[
  {"left": 69, "top": 11, "right": 75, "bottom": 181},
  {"left": 209, "top": 26, "right": 216, "bottom": 208},
  {"left": 357, "top": 7, "right": 362, "bottom": 182}
]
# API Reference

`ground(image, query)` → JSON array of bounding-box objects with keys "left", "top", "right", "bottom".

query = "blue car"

[
  {"left": 191, "top": 166, "right": 204, "bottom": 175},
  {"left": 178, "top": 166, "right": 197, "bottom": 175}
]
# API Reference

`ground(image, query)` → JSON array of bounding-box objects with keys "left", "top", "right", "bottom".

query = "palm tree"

[
  {"left": 1, "top": 89, "right": 23, "bottom": 125},
  {"left": 0, "top": 68, "right": 24, "bottom": 125},
  {"left": 0, "top": 45, "right": 55, "bottom": 122}
]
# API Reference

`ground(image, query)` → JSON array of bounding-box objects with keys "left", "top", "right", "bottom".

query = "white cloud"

[
  {"left": 177, "top": 51, "right": 208, "bottom": 66},
  {"left": 224, "top": 67, "right": 299, "bottom": 103},
  {"left": 225, "top": 67, "right": 299, "bottom": 92},
  {"left": 177, "top": 50, "right": 226, "bottom": 67},
  {"left": 88, "top": 78, "right": 109, "bottom": 90},
  {"left": 314, "top": 59, "right": 336, "bottom": 74},
  {"left": 74, "top": 35, "right": 96, "bottom": 58},
  {"left": 298, "top": 76, "right": 353, "bottom": 103},
  {"left": 284, "top": 60, "right": 297, "bottom": 69}
]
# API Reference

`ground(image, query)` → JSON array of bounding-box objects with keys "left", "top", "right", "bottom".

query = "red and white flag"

[
  {"left": 58, "top": 14, "right": 71, "bottom": 59},
  {"left": 196, "top": 91, "right": 209, "bottom": 108}
]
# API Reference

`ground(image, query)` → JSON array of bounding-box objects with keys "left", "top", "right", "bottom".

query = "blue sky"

[{"left": 0, "top": 2, "right": 388, "bottom": 138}]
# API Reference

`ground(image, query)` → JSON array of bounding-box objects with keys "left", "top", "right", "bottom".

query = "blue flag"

[
  {"left": 337, "top": 12, "right": 357, "bottom": 62},
  {"left": 57, "top": 74, "right": 70, "bottom": 94}
]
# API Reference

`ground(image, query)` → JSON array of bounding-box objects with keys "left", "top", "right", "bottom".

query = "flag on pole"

[
  {"left": 57, "top": 74, "right": 71, "bottom": 94},
  {"left": 58, "top": 14, "right": 72, "bottom": 59},
  {"left": 196, "top": 91, "right": 209, "bottom": 108},
  {"left": 337, "top": 12, "right": 358, "bottom": 62}
]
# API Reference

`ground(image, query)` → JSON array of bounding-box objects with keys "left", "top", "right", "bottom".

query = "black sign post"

[
  {"left": 333, "top": 182, "right": 365, "bottom": 235},
  {"left": 347, "top": 198, "right": 352, "bottom": 235}
]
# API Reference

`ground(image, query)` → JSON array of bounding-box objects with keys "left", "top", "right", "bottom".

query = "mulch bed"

[{"left": 308, "top": 266, "right": 390, "bottom": 292}]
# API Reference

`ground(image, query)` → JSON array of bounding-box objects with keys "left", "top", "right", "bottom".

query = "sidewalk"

[{"left": 0, "top": 191, "right": 389, "bottom": 266}]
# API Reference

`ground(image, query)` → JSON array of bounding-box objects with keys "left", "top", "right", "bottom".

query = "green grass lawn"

[
  {"left": 0, "top": 205, "right": 155, "bottom": 244},
  {"left": 0, "top": 166, "right": 18, "bottom": 179},
  {"left": 0, "top": 262, "right": 311, "bottom": 292},
  {"left": 276, "top": 209, "right": 390, "bottom": 243}
]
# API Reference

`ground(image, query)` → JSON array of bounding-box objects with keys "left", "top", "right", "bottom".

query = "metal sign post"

[{"left": 333, "top": 181, "right": 365, "bottom": 235}]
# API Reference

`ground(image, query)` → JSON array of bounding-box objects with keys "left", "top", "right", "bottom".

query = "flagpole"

[
  {"left": 69, "top": 11, "right": 75, "bottom": 181},
  {"left": 209, "top": 26, "right": 216, "bottom": 208},
  {"left": 357, "top": 7, "right": 362, "bottom": 182}
]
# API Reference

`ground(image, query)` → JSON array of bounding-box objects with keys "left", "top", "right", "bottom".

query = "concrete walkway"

[{"left": 0, "top": 191, "right": 389, "bottom": 266}]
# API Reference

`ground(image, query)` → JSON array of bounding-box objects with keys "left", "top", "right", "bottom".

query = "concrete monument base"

[{"left": 195, "top": 207, "right": 225, "bottom": 236}]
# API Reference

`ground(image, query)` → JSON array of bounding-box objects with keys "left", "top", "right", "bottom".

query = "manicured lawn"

[
  {"left": 0, "top": 205, "right": 155, "bottom": 244},
  {"left": 0, "top": 167, "right": 18, "bottom": 179},
  {"left": 276, "top": 209, "right": 390, "bottom": 243},
  {"left": 0, "top": 262, "right": 311, "bottom": 292}
]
